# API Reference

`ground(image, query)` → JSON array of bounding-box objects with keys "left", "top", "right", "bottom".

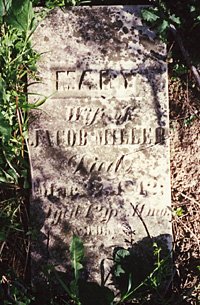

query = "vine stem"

[
  {"left": 166, "top": 39, "right": 175, "bottom": 58},
  {"left": 169, "top": 24, "right": 200, "bottom": 88},
  {"left": 130, "top": 203, "right": 152, "bottom": 240},
  {"left": 154, "top": 0, "right": 200, "bottom": 88},
  {"left": 15, "top": 85, "right": 24, "bottom": 158}
]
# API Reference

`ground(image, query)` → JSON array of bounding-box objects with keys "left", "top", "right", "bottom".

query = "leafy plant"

[
  {"left": 47, "top": 234, "right": 84, "bottom": 305},
  {"left": 32, "top": 0, "right": 90, "bottom": 9},
  {"left": 46, "top": 234, "right": 114, "bottom": 305},
  {"left": 112, "top": 242, "right": 173, "bottom": 304},
  {"left": 0, "top": 269, "right": 35, "bottom": 305},
  {"left": 184, "top": 114, "right": 195, "bottom": 127},
  {"left": 141, "top": 3, "right": 181, "bottom": 43},
  {"left": 0, "top": 0, "right": 39, "bottom": 189},
  {"left": 141, "top": 0, "right": 200, "bottom": 87},
  {"left": 43, "top": 235, "right": 174, "bottom": 305},
  {"left": 172, "top": 207, "right": 183, "bottom": 217},
  {"left": 0, "top": 197, "right": 22, "bottom": 243},
  {"left": 0, "top": 2, "right": 42, "bottom": 304},
  {"left": 69, "top": 233, "right": 84, "bottom": 301}
]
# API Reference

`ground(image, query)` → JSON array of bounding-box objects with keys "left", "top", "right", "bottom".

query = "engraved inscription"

[
  {"left": 75, "top": 225, "right": 112, "bottom": 236},
  {"left": 30, "top": 127, "right": 166, "bottom": 147},
  {"left": 56, "top": 69, "right": 150, "bottom": 91},
  {"left": 65, "top": 107, "right": 105, "bottom": 125},
  {"left": 64, "top": 106, "right": 135, "bottom": 126},
  {"left": 33, "top": 179, "right": 165, "bottom": 201},
  {"left": 45, "top": 201, "right": 170, "bottom": 227},
  {"left": 62, "top": 102, "right": 163, "bottom": 127},
  {"left": 46, "top": 202, "right": 119, "bottom": 225}
]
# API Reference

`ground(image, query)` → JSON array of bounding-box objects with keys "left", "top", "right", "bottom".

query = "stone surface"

[{"left": 29, "top": 6, "right": 171, "bottom": 287}]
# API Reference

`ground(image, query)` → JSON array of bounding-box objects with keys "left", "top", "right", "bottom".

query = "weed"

[
  {"left": 42, "top": 235, "right": 173, "bottom": 305},
  {"left": 0, "top": 270, "right": 35, "bottom": 304},
  {"left": 141, "top": 0, "right": 200, "bottom": 87},
  {"left": 0, "top": 1, "right": 42, "bottom": 303},
  {"left": 169, "top": 120, "right": 176, "bottom": 132},
  {"left": 0, "top": 1, "right": 38, "bottom": 189},
  {"left": 47, "top": 234, "right": 84, "bottom": 305},
  {"left": 184, "top": 114, "right": 195, "bottom": 127},
  {"left": 172, "top": 207, "right": 183, "bottom": 217}
]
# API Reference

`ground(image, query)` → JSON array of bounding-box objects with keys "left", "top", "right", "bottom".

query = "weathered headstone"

[{"left": 29, "top": 6, "right": 171, "bottom": 288}]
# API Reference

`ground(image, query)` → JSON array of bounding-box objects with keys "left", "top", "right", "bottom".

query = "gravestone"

[{"left": 29, "top": 6, "right": 171, "bottom": 288}]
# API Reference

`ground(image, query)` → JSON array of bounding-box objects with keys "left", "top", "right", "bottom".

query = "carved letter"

[
  {"left": 67, "top": 130, "right": 76, "bottom": 146},
  {"left": 143, "top": 128, "right": 155, "bottom": 144},
  {"left": 57, "top": 70, "right": 77, "bottom": 90},
  {"left": 156, "top": 127, "right": 165, "bottom": 144},
  {"left": 132, "top": 128, "right": 143, "bottom": 144},
  {"left": 121, "top": 70, "right": 137, "bottom": 89},
  {"left": 78, "top": 130, "right": 87, "bottom": 146},
  {"left": 79, "top": 70, "right": 98, "bottom": 90}
]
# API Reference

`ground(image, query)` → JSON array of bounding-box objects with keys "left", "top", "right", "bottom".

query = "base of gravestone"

[{"left": 31, "top": 232, "right": 172, "bottom": 304}]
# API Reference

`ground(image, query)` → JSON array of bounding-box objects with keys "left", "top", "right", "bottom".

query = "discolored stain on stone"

[
  {"left": 44, "top": 36, "right": 49, "bottom": 41},
  {"left": 122, "top": 26, "right": 129, "bottom": 34}
]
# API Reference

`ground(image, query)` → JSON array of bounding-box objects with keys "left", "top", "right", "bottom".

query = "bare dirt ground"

[{"left": 169, "top": 75, "right": 200, "bottom": 304}]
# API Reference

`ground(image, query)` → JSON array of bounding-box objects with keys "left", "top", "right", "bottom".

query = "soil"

[{"left": 169, "top": 73, "right": 200, "bottom": 303}]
